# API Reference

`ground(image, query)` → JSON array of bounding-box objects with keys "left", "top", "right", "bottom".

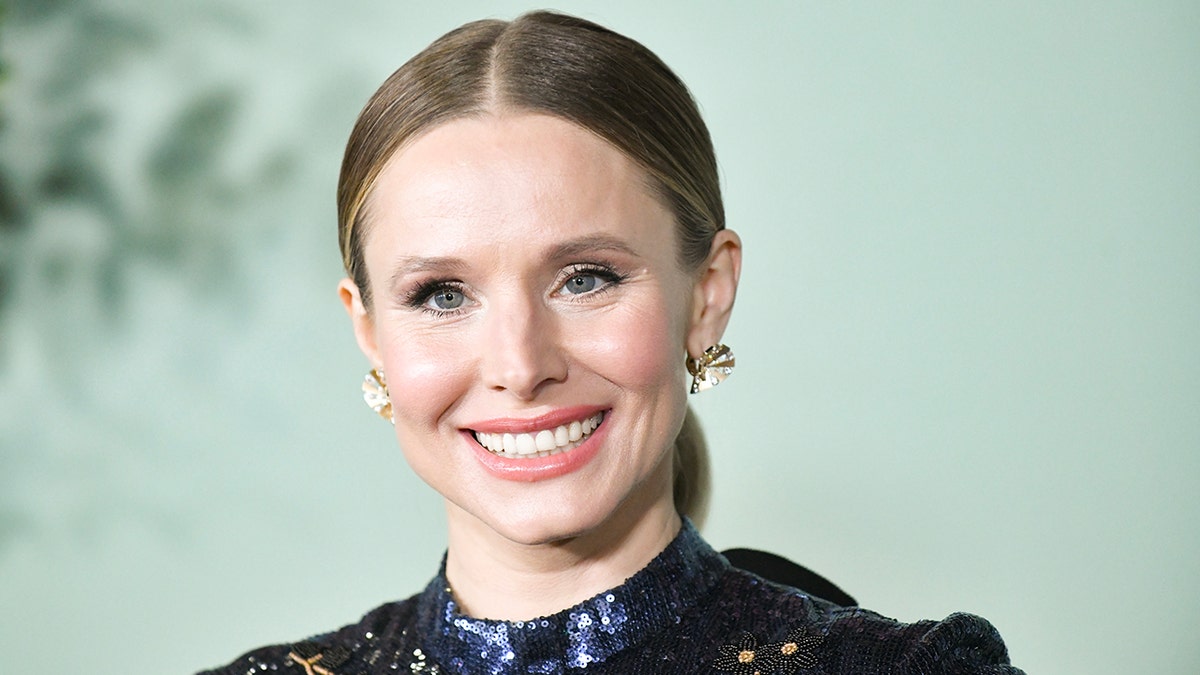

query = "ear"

[
  {"left": 686, "top": 229, "right": 742, "bottom": 358},
  {"left": 338, "top": 277, "right": 383, "bottom": 368}
]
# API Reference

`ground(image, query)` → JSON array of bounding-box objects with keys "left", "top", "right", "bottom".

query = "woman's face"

[{"left": 342, "top": 113, "right": 737, "bottom": 546}]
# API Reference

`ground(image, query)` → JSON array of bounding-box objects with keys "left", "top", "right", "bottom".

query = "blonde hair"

[{"left": 337, "top": 11, "right": 721, "bottom": 526}]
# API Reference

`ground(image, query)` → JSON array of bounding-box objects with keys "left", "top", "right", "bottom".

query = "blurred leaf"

[
  {"left": 44, "top": 9, "right": 155, "bottom": 100},
  {"left": 0, "top": 166, "right": 22, "bottom": 231},
  {"left": 258, "top": 148, "right": 299, "bottom": 190},
  {"left": 38, "top": 159, "right": 108, "bottom": 205},
  {"left": 149, "top": 87, "right": 240, "bottom": 189},
  {"left": 10, "top": 0, "right": 73, "bottom": 24}
]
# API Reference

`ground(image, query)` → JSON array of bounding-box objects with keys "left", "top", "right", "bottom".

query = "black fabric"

[
  {"left": 721, "top": 547, "right": 857, "bottom": 607},
  {"left": 200, "top": 522, "right": 1021, "bottom": 674}
]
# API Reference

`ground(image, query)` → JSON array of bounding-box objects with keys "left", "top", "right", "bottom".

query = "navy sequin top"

[{"left": 200, "top": 522, "right": 1022, "bottom": 674}]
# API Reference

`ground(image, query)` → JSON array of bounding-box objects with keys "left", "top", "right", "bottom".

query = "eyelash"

[
  {"left": 405, "top": 280, "right": 469, "bottom": 316},
  {"left": 404, "top": 262, "right": 626, "bottom": 316},
  {"left": 557, "top": 263, "right": 626, "bottom": 299}
]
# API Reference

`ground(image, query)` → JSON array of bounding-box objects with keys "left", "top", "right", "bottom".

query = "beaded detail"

[
  {"left": 712, "top": 627, "right": 823, "bottom": 674},
  {"left": 288, "top": 642, "right": 351, "bottom": 675}
]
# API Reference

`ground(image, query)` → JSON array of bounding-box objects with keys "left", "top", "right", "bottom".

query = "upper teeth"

[{"left": 473, "top": 412, "right": 604, "bottom": 458}]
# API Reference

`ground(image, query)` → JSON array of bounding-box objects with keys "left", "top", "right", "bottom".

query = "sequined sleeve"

[
  {"left": 196, "top": 642, "right": 295, "bottom": 675},
  {"left": 195, "top": 598, "right": 420, "bottom": 675}
]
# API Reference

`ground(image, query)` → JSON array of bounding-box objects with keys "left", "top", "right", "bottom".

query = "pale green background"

[{"left": 1, "top": 1, "right": 1197, "bottom": 674}]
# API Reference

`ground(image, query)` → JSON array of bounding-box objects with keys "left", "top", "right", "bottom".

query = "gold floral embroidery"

[
  {"left": 288, "top": 642, "right": 351, "bottom": 675},
  {"left": 712, "top": 627, "right": 823, "bottom": 674}
]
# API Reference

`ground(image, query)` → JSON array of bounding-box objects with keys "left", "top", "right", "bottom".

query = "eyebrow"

[
  {"left": 386, "top": 255, "right": 468, "bottom": 296},
  {"left": 544, "top": 234, "right": 640, "bottom": 261},
  {"left": 385, "top": 234, "right": 641, "bottom": 292},
  {"left": 388, "top": 256, "right": 469, "bottom": 277}
]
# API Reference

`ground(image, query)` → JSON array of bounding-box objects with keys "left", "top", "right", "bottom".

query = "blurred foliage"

[
  {"left": 0, "top": 0, "right": 306, "bottom": 557},
  {"left": 0, "top": 1, "right": 14, "bottom": 316},
  {"left": 0, "top": 1, "right": 161, "bottom": 330},
  {"left": 0, "top": 0, "right": 297, "bottom": 347}
]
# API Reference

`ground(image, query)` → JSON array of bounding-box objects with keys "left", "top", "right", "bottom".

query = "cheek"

[
  {"left": 376, "top": 324, "right": 472, "bottom": 433},
  {"left": 578, "top": 293, "right": 688, "bottom": 390},
  {"left": 376, "top": 331, "right": 477, "bottom": 491}
]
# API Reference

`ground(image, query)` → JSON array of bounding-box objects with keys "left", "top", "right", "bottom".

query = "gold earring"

[
  {"left": 362, "top": 368, "right": 394, "bottom": 424},
  {"left": 687, "top": 344, "right": 735, "bottom": 394}
]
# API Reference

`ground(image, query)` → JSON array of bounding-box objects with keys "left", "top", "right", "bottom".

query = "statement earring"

[
  {"left": 362, "top": 368, "right": 394, "bottom": 424},
  {"left": 687, "top": 344, "right": 735, "bottom": 394}
]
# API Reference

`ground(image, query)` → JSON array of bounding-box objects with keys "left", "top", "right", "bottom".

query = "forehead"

[{"left": 363, "top": 113, "right": 674, "bottom": 256}]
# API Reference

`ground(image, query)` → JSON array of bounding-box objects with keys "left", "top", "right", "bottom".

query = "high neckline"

[{"left": 413, "top": 519, "right": 727, "bottom": 673}]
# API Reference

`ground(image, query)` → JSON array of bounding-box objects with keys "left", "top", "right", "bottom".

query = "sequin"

[
  {"left": 397, "top": 520, "right": 725, "bottom": 673},
  {"left": 287, "top": 642, "right": 351, "bottom": 675},
  {"left": 199, "top": 520, "right": 1023, "bottom": 674}
]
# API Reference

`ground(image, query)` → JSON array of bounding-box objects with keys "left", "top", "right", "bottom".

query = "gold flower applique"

[{"left": 288, "top": 641, "right": 351, "bottom": 675}]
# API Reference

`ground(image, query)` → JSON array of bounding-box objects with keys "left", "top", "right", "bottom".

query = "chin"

[
  {"left": 458, "top": 474, "right": 674, "bottom": 550},
  {"left": 480, "top": 501, "right": 617, "bottom": 548}
]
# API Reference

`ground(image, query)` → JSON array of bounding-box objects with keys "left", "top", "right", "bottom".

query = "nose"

[{"left": 479, "top": 295, "right": 567, "bottom": 399}]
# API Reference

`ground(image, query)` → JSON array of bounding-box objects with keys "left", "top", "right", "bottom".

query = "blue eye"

[
  {"left": 428, "top": 289, "right": 465, "bottom": 310},
  {"left": 557, "top": 264, "right": 625, "bottom": 298},
  {"left": 563, "top": 273, "right": 600, "bottom": 295},
  {"left": 405, "top": 279, "right": 472, "bottom": 316}
]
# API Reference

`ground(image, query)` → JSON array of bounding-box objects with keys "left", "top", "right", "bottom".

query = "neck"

[{"left": 443, "top": 498, "right": 681, "bottom": 621}]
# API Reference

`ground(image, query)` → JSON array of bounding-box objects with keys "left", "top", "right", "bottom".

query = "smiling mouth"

[{"left": 471, "top": 411, "right": 605, "bottom": 458}]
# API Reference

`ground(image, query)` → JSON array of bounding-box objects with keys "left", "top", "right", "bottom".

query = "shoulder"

[
  {"left": 708, "top": 564, "right": 1023, "bottom": 674},
  {"left": 820, "top": 607, "right": 1023, "bottom": 674},
  {"left": 195, "top": 597, "right": 419, "bottom": 675}
]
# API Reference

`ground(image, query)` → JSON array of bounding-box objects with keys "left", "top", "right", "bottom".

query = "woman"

[{"left": 204, "top": 11, "right": 1021, "bottom": 674}]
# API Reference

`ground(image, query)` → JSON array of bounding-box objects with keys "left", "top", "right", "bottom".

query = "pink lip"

[
  {"left": 465, "top": 405, "right": 606, "bottom": 434},
  {"left": 462, "top": 408, "right": 610, "bottom": 482}
]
